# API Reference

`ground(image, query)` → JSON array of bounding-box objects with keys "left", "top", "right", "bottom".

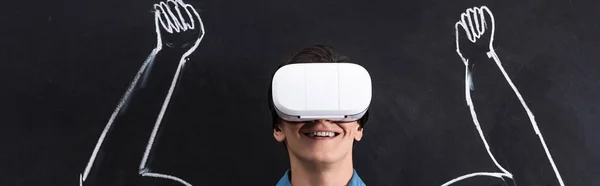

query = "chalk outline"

[
  {"left": 443, "top": 6, "right": 565, "bottom": 186},
  {"left": 79, "top": 0, "right": 205, "bottom": 185}
]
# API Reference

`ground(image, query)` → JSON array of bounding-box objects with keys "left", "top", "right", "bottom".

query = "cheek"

[
  {"left": 341, "top": 124, "right": 360, "bottom": 136},
  {"left": 283, "top": 124, "right": 303, "bottom": 137}
]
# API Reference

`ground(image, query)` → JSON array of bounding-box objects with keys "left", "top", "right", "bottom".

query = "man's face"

[{"left": 273, "top": 120, "right": 363, "bottom": 164}]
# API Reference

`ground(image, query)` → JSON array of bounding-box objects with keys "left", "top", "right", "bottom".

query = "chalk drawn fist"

[
  {"left": 454, "top": 6, "right": 495, "bottom": 66},
  {"left": 153, "top": 0, "right": 205, "bottom": 58}
]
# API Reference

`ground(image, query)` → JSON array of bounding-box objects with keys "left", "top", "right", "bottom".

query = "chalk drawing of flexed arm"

[
  {"left": 443, "top": 6, "right": 564, "bottom": 186},
  {"left": 79, "top": 0, "right": 205, "bottom": 185}
]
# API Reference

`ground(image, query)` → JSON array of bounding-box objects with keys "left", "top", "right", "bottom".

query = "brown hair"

[
  {"left": 268, "top": 45, "right": 369, "bottom": 131},
  {"left": 283, "top": 45, "right": 351, "bottom": 65}
]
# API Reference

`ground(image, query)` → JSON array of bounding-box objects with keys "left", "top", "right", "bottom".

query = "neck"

[{"left": 288, "top": 152, "right": 354, "bottom": 186}]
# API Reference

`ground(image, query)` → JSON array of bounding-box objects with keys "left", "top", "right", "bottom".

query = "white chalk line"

[
  {"left": 445, "top": 6, "right": 512, "bottom": 186},
  {"left": 141, "top": 172, "right": 193, "bottom": 186},
  {"left": 441, "top": 65, "right": 513, "bottom": 186},
  {"left": 445, "top": 5, "right": 564, "bottom": 186},
  {"left": 154, "top": 0, "right": 197, "bottom": 34},
  {"left": 80, "top": 47, "right": 161, "bottom": 182},
  {"left": 138, "top": 0, "right": 205, "bottom": 185},
  {"left": 80, "top": 0, "right": 204, "bottom": 185},
  {"left": 442, "top": 172, "right": 509, "bottom": 186},
  {"left": 139, "top": 0, "right": 205, "bottom": 171},
  {"left": 489, "top": 51, "right": 565, "bottom": 186}
]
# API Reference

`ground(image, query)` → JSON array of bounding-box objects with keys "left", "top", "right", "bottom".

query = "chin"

[{"left": 304, "top": 152, "right": 342, "bottom": 164}]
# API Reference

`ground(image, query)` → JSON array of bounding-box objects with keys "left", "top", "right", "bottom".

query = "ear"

[
  {"left": 354, "top": 126, "right": 364, "bottom": 141},
  {"left": 273, "top": 124, "right": 286, "bottom": 142}
]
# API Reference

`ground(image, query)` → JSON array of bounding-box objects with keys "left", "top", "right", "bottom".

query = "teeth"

[{"left": 309, "top": 132, "right": 335, "bottom": 137}]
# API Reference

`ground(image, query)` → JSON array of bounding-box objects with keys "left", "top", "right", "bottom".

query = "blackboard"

[{"left": 2, "top": 0, "right": 599, "bottom": 185}]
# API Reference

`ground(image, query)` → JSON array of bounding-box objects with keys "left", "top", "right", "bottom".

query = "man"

[{"left": 269, "top": 45, "right": 369, "bottom": 186}]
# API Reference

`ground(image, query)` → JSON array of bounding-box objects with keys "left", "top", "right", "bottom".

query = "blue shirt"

[{"left": 276, "top": 169, "right": 366, "bottom": 186}]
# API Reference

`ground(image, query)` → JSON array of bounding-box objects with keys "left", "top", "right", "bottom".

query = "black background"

[{"left": 1, "top": 0, "right": 599, "bottom": 185}]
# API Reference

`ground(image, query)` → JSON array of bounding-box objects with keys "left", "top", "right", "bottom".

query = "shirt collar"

[{"left": 276, "top": 169, "right": 365, "bottom": 186}]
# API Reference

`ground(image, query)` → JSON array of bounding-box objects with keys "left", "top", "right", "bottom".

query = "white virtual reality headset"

[{"left": 271, "top": 63, "right": 372, "bottom": 122}]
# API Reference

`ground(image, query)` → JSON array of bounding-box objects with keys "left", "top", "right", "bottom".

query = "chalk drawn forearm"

[
  {"left": 80, "top": 0, "right": 205, "bottom": 185},
  {"left": 444, "top": 6, "right": 565, "bottom": 186},
  {"left": 140, "top": 0, "right": 205, "bottom": 175}
]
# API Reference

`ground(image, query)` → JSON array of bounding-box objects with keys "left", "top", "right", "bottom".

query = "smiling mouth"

[{"left": 303, "top": 131, "right": 341, "bottom": 138}]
